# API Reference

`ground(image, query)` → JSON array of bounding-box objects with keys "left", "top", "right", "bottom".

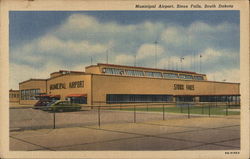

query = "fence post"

[
  {"left": 163, "top": 104, "right": 165, "bottom": 120},
  {"left": 134, "top": 104, "right": 136, "bottom": 123},
  {"left": 188, "top": 104, "right": 190, "bottom": 118},
  {"left": 147, "top": 103, "right": 148, "bottom": 112},
  {"left": 53, "top": 107, "right": 56, "bottom": 129},
  {"left": 98, "top": 106, "right": 101, "bottom": 128},
  {"left": 208, "top": 105, "right": 211, "bottom": 117},
  {"left": 226, "top": 104, "right": 228, "bottom": 116},
  {"left": 201, "top": 103, "right": 204, "bottom": 114}
]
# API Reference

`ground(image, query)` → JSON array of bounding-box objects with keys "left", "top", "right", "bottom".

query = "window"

[
  {"left": 113, "top": 69, "right": 124, "bottom": 75},
  {"left": 178, "top": 74, "right": 186, "bottom": 79},
  {"left": 178, "top": 74, "right": 194, "bottom": 80},
  {"left": 21, "top": 89, "right": 40, "bottom": 100},
  {"left": 105, "top": 68, "right": 113, "bottom": 74},
  {"left": 106, "top": 94, "right": 173, "bottom": 104},
  {"left": 199, "top": 95, "right": 240, "bottom": 102},
  {"left": 153, "top": 72, "right": 162, "bottom": 78},
  {"left": 66, "top": 96, "right": 87, "bottom": 104},
  {"left": 134, "top": 70, "right": 144, "bottom": 76},
  {"left": 145, "top": 72, "right": 154, "bottom": 77},
  {"left": 145, "top": 72, "right": 162, "bottom": 78},
  {"left": 126, "top": 70, "right": 135, "bottom": 76},
  {"left": 163, "top": 73, "right": 178, "bottom": 79},
  {"left": 176, "top": 96, "right": 194, "bottom": 102},
  {"left": 194, "top": 76, "right": 204, "bottom": 80},
  {"left": 104, "top": 68, "right": 124, "bottom": 75},
  {"left": 184, "top": 75, "right": 193, "bottom": 80}
]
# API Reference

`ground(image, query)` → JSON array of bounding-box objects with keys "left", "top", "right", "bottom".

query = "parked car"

[
  {"left": 33, "top": 100, "right": 58, "bottom": 109},
  {"left": 42, "top": 100, "right": 81, "bottom": 112}
]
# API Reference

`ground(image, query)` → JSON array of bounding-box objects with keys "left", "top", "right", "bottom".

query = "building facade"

[
  {"left": 15, "top": 63, "right": 240, "bottom": 105},
  {"left": 9, "top": 89, "right": 20, "bottom": 103}
]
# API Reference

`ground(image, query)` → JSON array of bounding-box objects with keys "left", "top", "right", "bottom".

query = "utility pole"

[
  {"left": 193, "top": 53, "right": 195, "bottom": 72},
  {"left": 180, "top": 57, "right": 184, "bottom": 71},
  {"left": 134, "top": 54, "right": 137, "bottom": 67},
  {"left": 106, "top": 50, "right": 109, "bottom": 64},
  {"left": 200, "top": 54, "right": 202, "bottom": 73},
  {"left": 154, "top": 40, "right": 158, "bottom": 68}
]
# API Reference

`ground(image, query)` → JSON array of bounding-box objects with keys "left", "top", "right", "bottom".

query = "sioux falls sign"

[
  {"left": 50, "top": 81, "right": 84, "bottom": 90},
  {"left": 174, "top": 84, "right": 194, "bottom": 90}
]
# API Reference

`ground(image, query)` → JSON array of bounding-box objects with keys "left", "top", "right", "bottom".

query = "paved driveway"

[{"left": 10, "top": 115, "right": 240, "bottom": 151}]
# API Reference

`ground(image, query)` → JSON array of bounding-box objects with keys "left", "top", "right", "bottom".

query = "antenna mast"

[
  {"left": 154, "top": 40, "right": 158, "bottom": 68},
  {"left": 180, "top": 57, "right": 184, "bottom": 71},
  {"left": 200, "top": 54, "right": 202, "bottom": 73},
  {"left": 134, "top": 54, "right": 137, "bottom": 66},
  {"left": 106, "top": 49, "right": 109, "bottom": 64}
]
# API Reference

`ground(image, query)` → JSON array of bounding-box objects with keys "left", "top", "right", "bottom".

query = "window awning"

[{"left": 66, "top": 94, "right": 87, "bottom": 97}]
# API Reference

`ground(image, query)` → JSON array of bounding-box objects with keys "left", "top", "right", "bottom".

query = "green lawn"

[{"left": 109, "top": 106, "right": 240, "bottom": 116}]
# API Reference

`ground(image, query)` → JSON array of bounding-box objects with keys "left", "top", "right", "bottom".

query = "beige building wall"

[
  {"left": 47, "top": 74, "right": 92, "bottom": 104},
  {"left": 92, "top": 74, "right": 239, "bottom": 103},
  {"left": 19, "top": 79, "right": 47, "bottom": 105},
  {"left": 85, "top": 65, "right": 102, "bottom": 74},
  {"left": 9, "top": 90, "right": 20, "bottom": 103},
  {"left": 16, "top": 64, "right": 240, "bottom": 105}
]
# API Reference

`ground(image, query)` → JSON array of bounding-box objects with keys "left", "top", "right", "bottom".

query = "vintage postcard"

[{"left": 0, "top": 0, "right": 249, "bottom": 158}]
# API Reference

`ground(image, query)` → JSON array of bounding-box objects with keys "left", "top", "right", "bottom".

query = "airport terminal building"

[{"left": 14, "top": 63, "right": 240, "bottom": 105}]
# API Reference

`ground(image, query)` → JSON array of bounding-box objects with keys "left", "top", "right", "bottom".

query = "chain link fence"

[{"left": 10, "top": 101, "right": 240, "bottom": 131}]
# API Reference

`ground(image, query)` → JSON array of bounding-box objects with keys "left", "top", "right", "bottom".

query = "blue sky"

[{"left": 10, "top": 11, "right": 240, "bottom": 89}]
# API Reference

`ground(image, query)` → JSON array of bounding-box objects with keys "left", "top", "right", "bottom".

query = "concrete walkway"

[{"left": 10, "top": 115, "right": 240, "bottom": 151}]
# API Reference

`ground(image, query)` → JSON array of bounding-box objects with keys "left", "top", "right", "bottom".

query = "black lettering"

[
  {"left": 50, "top": 83, "right": 66, "bottom": 90},
  {"left": 186, "top": 85, "right": 194, "bottom": 90},
  {"left": 174, "top": 84, "right": 184, "bottom": 90},
  {"left": 69, "top": 81, "right": 84, "bottom": 88}
]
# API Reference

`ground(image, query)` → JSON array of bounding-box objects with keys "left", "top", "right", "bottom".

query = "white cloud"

[
  {"left": 161, "top": 26, "right": 187, "bottom": 46},
  {"left": 206, "top": 68, "right": 240, "bottom": 83},
  {"left": 59, "top": 14, "right": 98, "bottom": 30},
  {"left": 188, "top": 21, "right": 213, "bottom": 33},
  {"left": 10, "top": 13, "right": 239, "bottom": 89},
  {"left": 114, "top": 54, "right": 135, "bottom": 65},
  {"left": 38, "top": 35, "right": 108, "bottom": 55},
  {"left": 177, "top": 48, "right": 224, "bottom": 69},
  {"left": 160, "top": 21, "right": 239, "bottom": 58},
  {"left": 57, "top": 14, "right": 138, "bottom": 36},
  {"left": 137, "top": 44, "right": 164, "bottom": 60},
  {"left": 9, "top": 61, "right": 87, "bottom": 90}
]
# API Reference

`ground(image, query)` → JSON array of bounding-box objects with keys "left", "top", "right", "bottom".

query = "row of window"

[
  {"left": 66, "top": 97, "right": 87, "bottom": 104},
  {"left": 9, "top": 94, "right": 19, "bottom": 98},
  {"left": 106, "top": 94, "right": 173, "bottom": 104},
  {"left": 21, "top": 89, "right": 40, "bottom": 100},
  {"left": 176, "top": 95, "right": 241, "bottom": 102},
  {"left": 176, "top": 96, "right": 194, "bottom": 102},
  {"left": 103, "top": 68, "right": 204, "bottom": 80},
  {"left": 106, "top": 94, "right": 240, "bottom": 104},
  {"left": 199, "top": 95, "right": 240, "bottom": 102}
]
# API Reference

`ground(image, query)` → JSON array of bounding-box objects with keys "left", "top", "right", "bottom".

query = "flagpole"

[{"left": 200, "top": 55, "right": 202, "bottom": 73}]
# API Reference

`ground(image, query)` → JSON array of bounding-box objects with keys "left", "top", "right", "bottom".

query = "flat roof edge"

[
  {"left": 47, "top": 72, "right": 91, "bottom": 80},
  {"left": 92, "top": 74, "right": 239, "bottom": 84},
  {"left": 97, "top": 63, "right": 206, "bottom": 75},
  {"left": 19, "top": 79, "right": 47, "bottom": 85}
]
